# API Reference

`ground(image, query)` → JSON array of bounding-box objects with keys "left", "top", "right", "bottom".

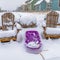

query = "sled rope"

[
  {"left": 39, "top": 50, "right": 48, "bottom": 60},
  {"left": 40, "top": 52, "right": 45, "bottom": 60}
]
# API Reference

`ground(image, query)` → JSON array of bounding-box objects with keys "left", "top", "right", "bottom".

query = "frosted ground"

[{"left": 0, "top": 12, "right": 60, "bottom": 60}]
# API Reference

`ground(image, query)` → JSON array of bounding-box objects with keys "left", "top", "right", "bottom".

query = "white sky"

[{"left": 0, "top": 0, "right": 27, "bottom": 11}]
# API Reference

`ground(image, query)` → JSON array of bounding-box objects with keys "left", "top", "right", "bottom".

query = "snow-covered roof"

[
  {"left": 34, "top": 0, "right": 50, "bottom": 6},
  {"left": 34, "top": 0, "right": 43, "bottom": 6},
  {"left": 27, "top": 0, "right": 33, "bottom": 4},
  {"left": 45, "top": 0, "right": 50, "bottom": 3}
]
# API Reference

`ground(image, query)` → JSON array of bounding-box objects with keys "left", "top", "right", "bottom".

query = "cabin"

[
  {"left": 34, "top": 0, "right": 51, "bottom": 11},
  {"left": 25, "top": 0, "right": 39, "bottom": 11},
  {"left": 34, "top": 0, "right": 60, "bottom": 11},
  {"left": 51, "top": 0, "right": 60, "bottom": 10}
]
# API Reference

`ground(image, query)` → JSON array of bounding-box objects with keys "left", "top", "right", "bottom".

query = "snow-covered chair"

[
  {"left": 0, "top": 13, "right": 17, "bottom": 42},
  {"left": 25, "top": 30, "right": 42, "bottom": 53},
  {"left": 43, "top": 11, "right": 59, "bottom": 39},
  {"left": 0, "top": 29, "right": 17, "bottom": 42},
  {"left": 44, "top": 27, "right": 60, "bottom": 39},
  {"left": 20, "top": 14, "right": 37, "bottom": 28}
]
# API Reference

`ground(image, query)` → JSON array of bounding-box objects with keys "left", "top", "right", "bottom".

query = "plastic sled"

[{"left": 25, "top": 30, "right": 42, "bottom": 54}]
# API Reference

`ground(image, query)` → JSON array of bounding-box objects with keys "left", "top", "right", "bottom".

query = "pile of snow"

[
  {"left": 13, "top": 13, "right": 21, "bottom": 23},
  {"left": 46, "top": 27, "right": 60, "bottom": 34},
  {"left": 26, "top": 41, "right": 40, "bottom": 48},
  {"left": 15, "top": 23, "right": 22, "bottom": 30},
  {"left": 20, "top": 14, "right": 37, "bottom": 26},
  {"left": 42, "top": 21, "right": 46, "bottom": 27},
  {"left": 17, "top": 31, "right": 23, "bottom": 42},
  {"left": 0, "top": 29, "right": 17, "bottom": 38}
]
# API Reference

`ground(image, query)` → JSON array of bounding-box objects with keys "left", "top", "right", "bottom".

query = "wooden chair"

[
  {"left": 0, "top": 13, "right": 16, "bottom": 42},
  {"left": 2, "top": 13, "right": 15, "bottom": 30},
  {"left": 43, "top": 11, "right": 59, "bottom": 39}
]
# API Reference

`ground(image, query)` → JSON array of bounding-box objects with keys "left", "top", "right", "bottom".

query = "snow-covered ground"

[{"left": 0, "top": 12, "right": 60, "bottom": 60}]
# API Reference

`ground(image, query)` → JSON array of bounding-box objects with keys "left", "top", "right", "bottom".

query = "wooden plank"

[
  {"left": 0, "top": 37, "right": 16, "bottom": 43},
  {"left": 43, "top": 31, "right": 60, "bottom": 39}
]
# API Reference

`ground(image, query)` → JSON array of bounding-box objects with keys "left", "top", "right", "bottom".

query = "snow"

[
  {"left": 34, "top": 0, "right": 50, "bottom": 6},
  {"left": 17, "top": 31, "right": 23, "bottom": 42},
  {"left": 12, "top": 12, "right": 21, "bottom": 23},
  {"left": 26, "top": 41, "right": 40, "bottom": 48},
  {"left": 14, "top": 12, "right": 60, "bottom": 60},
  {"left": 34, "top": 0, "right": 43, "bottom": 6},
  {"left": 42, "top": 21, "right": 46, "bottom": 27},
  {"left": 46, "top": 27, "right": 60, "bottom": 34},
  {"left": 0, "top": 41, "right": 43, "bottom": 60},
  {"left": 3, "top": 22, "right": 13, "bottom": 25},
  {"left": 20, "top": 14, "right": 36, "bottom": 25},
  {"left": 0, "top": 12, "right": 60, "bottom": 60},
  {"left": 45, "top": 0, "right": 50, "bottom": 3},
  {"left": 41, "top": 39, "right": 60, "bottom": 60},
  {"left": 0, "top": 29, "right": 17, "bottom": 38},
  {"left": 15, "top": 22, "right": 22, "bottom": 30},
  {"left": 27, "top": 0, "right": 33, "bottom": 4},
  {"left": 47, "top": 57, "right": 60, "bottom": 60}
]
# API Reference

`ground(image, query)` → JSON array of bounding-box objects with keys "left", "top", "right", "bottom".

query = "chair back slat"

[{"left": 46, "top": 11, "right": 59, "bottom": 27}]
